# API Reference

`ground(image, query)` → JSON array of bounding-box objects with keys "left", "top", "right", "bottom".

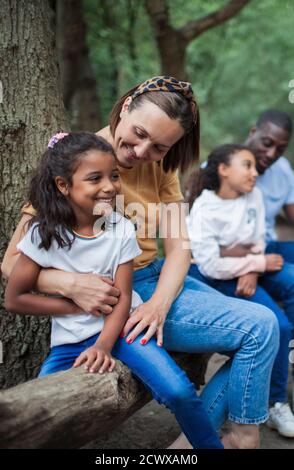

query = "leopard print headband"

[{"left": 131, "top": 76, "right": 198, "bottom": 123}]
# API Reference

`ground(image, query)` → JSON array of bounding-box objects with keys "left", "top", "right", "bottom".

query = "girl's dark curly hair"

[
  {"left": 186, "top": 143, "right": 251, "bottom": 209},
  {"left": 27, "top": 132, "right": 116, "bottom": 250}
]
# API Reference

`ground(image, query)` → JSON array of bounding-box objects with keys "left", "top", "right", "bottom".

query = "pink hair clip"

[{"left": 48, "top": 132, "right": 69, "bottom": 148}]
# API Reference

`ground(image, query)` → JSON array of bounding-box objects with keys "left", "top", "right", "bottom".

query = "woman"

[{"left": 2, "top": 76, "right": 279, "bottom": 449}]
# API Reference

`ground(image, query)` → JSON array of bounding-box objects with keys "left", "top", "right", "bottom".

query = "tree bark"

[
  {"left": 0, "top": 0, "right": 68, "bottom": 389},
  {"left": 56, "top": 0, "right": 102, "bottom": 131},
  {"left": 0, "top": 352, "right": 211, "bottom": 449},
  {"left": 145, "top": 0, "right": 251, "bottom": 80},
  {"left": 145, "top": 0, "right": 188, "bottom": 80}
]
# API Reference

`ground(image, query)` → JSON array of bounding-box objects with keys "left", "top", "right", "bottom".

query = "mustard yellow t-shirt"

[{"left": 21, "top": 161, "right": 183, "bottom": 270}]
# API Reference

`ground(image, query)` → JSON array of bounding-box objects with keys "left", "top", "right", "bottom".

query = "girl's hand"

[
  {"left": 73, "top": 345, "right": 115, "bottom": 374},
  {"left": 265, "top": 254, "right": 284, "bottom": 272},
  {"left": 68, "top": 273, "right": 120, "bottom": 317},
  {"left": 235, "top": 272, "right": 258, "bottom": 297},
  {"left": 121, "top": 299, "right": 170, "bottom": 347}
]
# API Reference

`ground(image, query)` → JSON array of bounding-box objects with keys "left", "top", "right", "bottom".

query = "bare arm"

[
  {"left": 283, "top": 203, "right": 294, "bottom": 224},
  {"left": 1, "top": 215, "right": 120, "bottom": 315},
  {"left": 5, "top": 254, "right": 79, "bottom": 316},
  {"left": 122, "top": 202, "right": 191, "bottom": 345},
  {"left": 73, "top": 261, "right": 133, "bottom": 373},
  {"left": 152, "top": 203, "right": 190, "bottom": 309},
  {"left": 220, "top": 244, "right": 254, "bottom": 258},
  {"left": 95, "top": 261, "right": 133, "bottom": 351},
  {"left": 1, "top": 214, "right": 32, "bottom": 279}
]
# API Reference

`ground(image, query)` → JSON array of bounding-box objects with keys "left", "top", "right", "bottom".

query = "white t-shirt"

[
  {"left": 186, "top": 187, "right": 267, "bottom": 280},
  {"left": 256, "top": 157, "right": 294, "bottom": 242},
  {"left": 17, "top": 212, "right": 142, "bottom": 347}
]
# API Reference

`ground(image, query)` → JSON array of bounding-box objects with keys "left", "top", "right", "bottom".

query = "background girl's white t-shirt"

[
  {"left": 17, "top": 212, "right": 142, "bottom": 346},
  {"left": 186, "top": 187, "right": 267, "bottom": 280}
]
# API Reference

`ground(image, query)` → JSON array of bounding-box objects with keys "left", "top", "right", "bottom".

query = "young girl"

[
  {"left": 186, "top": 143, "right": 294, "bottom": 438},
  {"left": 4, "top": 131, "right": 223, "bottom": 449}
]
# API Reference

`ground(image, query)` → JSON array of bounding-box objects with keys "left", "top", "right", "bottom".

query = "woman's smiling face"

[{"left": 113, "top": 99, "right": 185, "bottom": 168}]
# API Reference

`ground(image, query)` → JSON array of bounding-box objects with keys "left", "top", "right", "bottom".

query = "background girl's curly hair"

[
  {"left": 27, "top": 132, "right": 116, "bottom": 250},
  {"left": 185, "top": 143, "right": 251, "bottom": 209}
]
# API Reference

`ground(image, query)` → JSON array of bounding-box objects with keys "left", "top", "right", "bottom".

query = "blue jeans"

[
  {"left": 267, "top": 240, "right": 294, "bottom": 380},
  {"left": 266, "top": 240, "right": 294, "bottom": 264},
  {"left": 188, "top": 264, "right": 293, "bottom": 404},
  {"left": 39, "top": 330, "right": 222, "bottom": 448},
  {"left": 133, "top": 259, "right": 279, "bottom": 430}
]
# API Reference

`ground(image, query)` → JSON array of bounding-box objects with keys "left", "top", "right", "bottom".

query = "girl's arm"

[
  {"left": 94, "top": 261, "right": 133, "bottom": 351},
  {"left": 122, "top": 202, "right": 191, "bottom": 346},
  {"left": 195, "top": 234, "right": 266, "bottom": 280},
  {"left": 220, "top": 244, "right": 254, "bottom": 258},
  {"left": 5, "top": 254, "right": 80, "bottom": 316},
  {"left": 1, "top": 215, "right": 120, "bottom": 315},
  {"left": 73, "top": 261, "right": 133, "bottom": 373}
]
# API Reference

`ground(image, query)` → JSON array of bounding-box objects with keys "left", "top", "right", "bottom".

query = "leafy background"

[{"left": 85, "top": 0, "right": 294, "bottom": 161}]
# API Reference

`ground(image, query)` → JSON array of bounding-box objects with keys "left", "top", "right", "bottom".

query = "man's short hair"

[{"left": 256, "top": 109, "right": 292, "bottom": 134}]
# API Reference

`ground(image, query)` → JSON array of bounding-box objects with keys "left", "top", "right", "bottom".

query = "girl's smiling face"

[
  {"left": 55, "top": 150, "right": 121, "bottom": 225},
  {"left": 218, "top": 150, "right": 258, "bottom": 197}
]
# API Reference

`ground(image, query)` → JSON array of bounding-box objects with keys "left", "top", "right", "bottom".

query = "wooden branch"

[
  {"left": 181, "top": 0, "right": 252, "bottom": 43},
  {"left": 0, "top": 352, "right": 210, "bottom": 449}
]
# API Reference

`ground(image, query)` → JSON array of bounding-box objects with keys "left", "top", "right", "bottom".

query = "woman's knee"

[
  {"left": 160, "top": 377, "right": 200, "bottom": 410},
  {"left": 236, "top": 301, "right": 279, "bottom": 353},
  {"left": 247, "top": 303, "right": 280, "bottom": 354}
]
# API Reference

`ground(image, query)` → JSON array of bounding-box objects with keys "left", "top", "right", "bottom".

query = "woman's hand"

[
  {"left": 121, "top": 299, "right": 170, "bottom": 347},
  {"left": 73, "top": 345, "right": 115, "bottom": 374},
  {"left": 235, "top": 272, "right": 258, "bottom": 297},
  {"left": 68, "top": 272, "right": 120, "bottom": 316}
]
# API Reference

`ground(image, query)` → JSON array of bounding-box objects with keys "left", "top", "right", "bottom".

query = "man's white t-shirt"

[
  {"left": 256, "top": 157, "right": 294, "bottom": 243},
  {"left": 17, "top": 212, "right": 142, "bottom": 347}
]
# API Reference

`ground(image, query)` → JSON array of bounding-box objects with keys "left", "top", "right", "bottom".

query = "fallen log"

[{"left": 0, "top": 352, "right": 210, "bottom": 449}]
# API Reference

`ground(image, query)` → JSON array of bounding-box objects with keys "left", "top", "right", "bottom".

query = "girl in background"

[{"left": 187, "top": 143, "right": 294, "bottom": 438}]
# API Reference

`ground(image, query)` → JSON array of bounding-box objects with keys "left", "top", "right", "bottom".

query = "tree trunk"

[
  {"left": 0, "top": 352, "right": 211, "bottom": 449},
  {"left": 56, "top": 0, "right": 102, "bottom": 131},
  {"left": 0, "top": 0, "right": 68, "bottom": 389},
  {"left": 145, "top": 0, "right": 188, "bottom": 80}
]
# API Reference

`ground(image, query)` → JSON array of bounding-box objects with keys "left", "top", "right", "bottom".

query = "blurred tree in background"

[
  {"left": 83, "top": 0, "right": 294, "bottom": 160},
  {"left": 56, "top": 0, "right": 102, "bottom": 131}
]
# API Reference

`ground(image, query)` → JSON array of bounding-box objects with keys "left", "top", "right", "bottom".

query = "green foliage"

[
  {"left": 184, "top": 0, "right": 294, "bottom": 160},
  {"left": 84, "top": 0, "right": 159, "bottom": 124},
  {"left": 84, "top": 0, "right": 294, "bottom": 160}
]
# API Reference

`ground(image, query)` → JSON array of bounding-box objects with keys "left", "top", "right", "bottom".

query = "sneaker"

[{"left": 267, "top": 402, "right": 294, "bottom": 437}]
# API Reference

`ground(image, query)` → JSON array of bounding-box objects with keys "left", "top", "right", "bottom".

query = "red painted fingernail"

[
  {"left": 140, "top": 339, "right": 147, "bottom": 345},
  {"left": 158, "top": 342, "right": 163, "bottom": 347},
  {"left": 120, "top": 331, "right": 125, "bottom": 338},
  {"left": 126, "top": 338, "right": 133, "bottom": 344}
]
